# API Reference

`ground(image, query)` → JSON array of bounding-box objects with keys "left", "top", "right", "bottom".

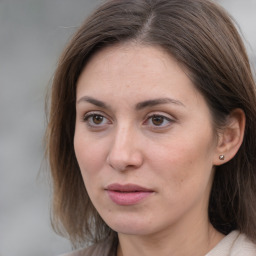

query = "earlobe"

[{"left": 214, "top": 109, "right": 246, "bottom": 166}]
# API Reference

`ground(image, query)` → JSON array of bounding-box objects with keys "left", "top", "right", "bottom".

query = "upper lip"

[{"left": 106, "top": 183, "right": 153, "bottom": 192}]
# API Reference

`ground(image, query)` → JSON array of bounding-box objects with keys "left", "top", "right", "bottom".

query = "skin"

[{"left": 74, "top": 43, "right": 226, "bottom": 256}]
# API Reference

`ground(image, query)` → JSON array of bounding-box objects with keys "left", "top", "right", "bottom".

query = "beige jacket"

[
  {"left": 60, "top": 237, "right": 116, "bottom": 256},
  {"left": 60, "top": 231, "right": 256, "bottom": 256}
]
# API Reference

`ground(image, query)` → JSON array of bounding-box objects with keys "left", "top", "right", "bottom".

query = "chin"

[
  {"left": 111, "top": 225, "right": 151, "bottom": 236},
  {"left": 104, "top": 215, "right": 155, "bottom": 236}
]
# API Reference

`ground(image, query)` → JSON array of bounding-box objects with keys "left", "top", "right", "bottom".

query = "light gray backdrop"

[{"left": 0, "top": 1, "right": 255, "bottom": 256}]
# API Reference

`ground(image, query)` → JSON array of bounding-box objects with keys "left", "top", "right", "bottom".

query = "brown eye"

[
  {"left": 151, "top": 115, "right": 164, "bottom": 126},
  {"left": 83, "top": 113, "right": 109, "bottom": 128},
  {"left": 92, "top": 115, "right": 104, "bottom": 124},
  {"left": 144, "top": 114, "right": 173, "bottom": 129}
]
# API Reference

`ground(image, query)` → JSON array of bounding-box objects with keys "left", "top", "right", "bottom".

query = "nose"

[{"left": 107, "top": 125, "right": 143, "bottom": 171}]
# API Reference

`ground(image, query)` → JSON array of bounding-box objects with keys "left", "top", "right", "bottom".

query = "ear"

[{"left": 213, "top": 109, "right": 246, "bottom": 166}]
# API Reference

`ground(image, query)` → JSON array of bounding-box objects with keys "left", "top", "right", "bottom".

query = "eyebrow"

[
  {"left": 77, "top": 96, "right": 185, "bottom": 109},
  {"left": 77, "top": 96, "right": 109, "bottom": 109},
  {"left": 135, "top": 98, "right": 185, "bottom": 110}
]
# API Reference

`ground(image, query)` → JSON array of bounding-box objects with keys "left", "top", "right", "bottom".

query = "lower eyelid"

[
  {"left": 142, "top": 116, "right": 173, "bottom": 128},
  {"left": 80, "top": 111, "right": 174, "bottom": 128},
  {"left": 81, "top": 112, "right": 113, "bottom": 129}
]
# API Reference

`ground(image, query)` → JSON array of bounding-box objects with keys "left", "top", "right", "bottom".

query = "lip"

[{"left": 105, "top": 183, "right": 154, "bottom": 206}]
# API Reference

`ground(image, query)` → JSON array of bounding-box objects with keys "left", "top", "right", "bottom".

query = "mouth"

[{"left": 105, "top": 183, "right": 154, "bottom": 205}]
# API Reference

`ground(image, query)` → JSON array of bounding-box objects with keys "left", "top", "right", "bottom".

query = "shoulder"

[
  {"left": 58, "top": 237, "right": 116, "bottom": 256},
  {"left": 206, "top": 230, "right": 256, "bottom": 256},
  {"left": 231, "top": 231, "right": 256, "bottom": 255}
]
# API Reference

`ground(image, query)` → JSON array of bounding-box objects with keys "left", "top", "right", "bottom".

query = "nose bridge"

[
  {"left": 115, "top": 123, "right": 132, "bottom": 150},
  {"left": 107, "top": 122, "right": 142, "bottom": 171}
]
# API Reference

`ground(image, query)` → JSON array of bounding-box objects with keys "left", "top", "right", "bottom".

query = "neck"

[{"left": 117, "top": 220, "right": 224, "bottom": 256}]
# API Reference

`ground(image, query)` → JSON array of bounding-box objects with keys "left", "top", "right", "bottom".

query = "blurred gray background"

[{"left": 0, "top": 0, "right": 255, "bottom": 256}]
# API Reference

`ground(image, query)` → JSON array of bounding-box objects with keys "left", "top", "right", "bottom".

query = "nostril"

[{"left": 106, "top": 136, "right": 143, "bottom": 171}]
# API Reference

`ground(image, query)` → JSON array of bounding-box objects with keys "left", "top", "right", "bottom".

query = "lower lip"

[{"left": 107, "top": 190, "right": 153, "bottom": 206}]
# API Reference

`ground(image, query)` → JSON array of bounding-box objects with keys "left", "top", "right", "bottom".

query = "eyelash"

[
  {"left": 83, "top": 112, "right": 111, "bottom": 129},
  {"left": 82, "top": 112, "right": 174, "bottom": 130},
  {"left": 143, "top": 114, "right": 174, "bottom": 129}
]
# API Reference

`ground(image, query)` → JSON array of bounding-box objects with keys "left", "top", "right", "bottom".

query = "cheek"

[
  {"left": 74, "top": 130, "right": 106, "bottom": 176},
  {"left": 74, "top": 132, "right": 107, "bottom": 202},
  {"left": 149, "top": 132, "right": 215, "bottom": 189}
]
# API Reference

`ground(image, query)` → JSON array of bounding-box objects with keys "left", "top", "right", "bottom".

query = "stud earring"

[{"left": 219, "top": 155, "right": 225, "bottom": 160}]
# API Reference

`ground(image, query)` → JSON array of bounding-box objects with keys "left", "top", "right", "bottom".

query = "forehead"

[{"left": 77, "top": 43, "right": 198, "bottom": 99}]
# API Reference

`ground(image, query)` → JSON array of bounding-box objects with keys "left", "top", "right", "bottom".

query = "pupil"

[
  {"left": 152, "top": 116, "right": 163, "bottom": 126},
  {"left": 93, "top": 115, "right": 103, "bottom": 124}
]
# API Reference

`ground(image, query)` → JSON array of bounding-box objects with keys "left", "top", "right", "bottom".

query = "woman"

[{"left": 46, "top": 0, "right": 256, "bottom": 255}]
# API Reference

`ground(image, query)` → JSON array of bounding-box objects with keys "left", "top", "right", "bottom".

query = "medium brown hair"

[{"left": 46, "top": 0, "right": 256, "bottom": 246}]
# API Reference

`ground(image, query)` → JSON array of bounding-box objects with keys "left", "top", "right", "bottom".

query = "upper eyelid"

[
  {"left": 142, "top": 113, "right": 175, "bottom": 127},
  {"left": 145, "top": 111, "right": 175, "bottom": 120},
  {"left": 145, "top": 115, "right": 173, "bottom": 123},
  {"left": 83, "top": 110, "right": 111, "bottom": 119},
  {"left": 80, "top": 110, "right": 176, "bottom": 123},
  {"left": 83, "top": 112, "right": 112, "bottom": 128}
]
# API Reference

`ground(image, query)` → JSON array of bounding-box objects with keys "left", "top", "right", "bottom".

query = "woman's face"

[{"left": 74, "top": 44, "right": 220, "bottom": 236}]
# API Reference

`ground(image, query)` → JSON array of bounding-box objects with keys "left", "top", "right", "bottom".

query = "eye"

[
  {"left": 91, "top": 114, "right": 104, "bottom": 125},
  {"left": 151, "top": 115, "right": 166, "bottom": 126},
  {"left": 83, "top": 112, "right": 111, "bottom": 128},
  {"left": 144, "top": 114, "right": 173, "bottom": 129}
]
